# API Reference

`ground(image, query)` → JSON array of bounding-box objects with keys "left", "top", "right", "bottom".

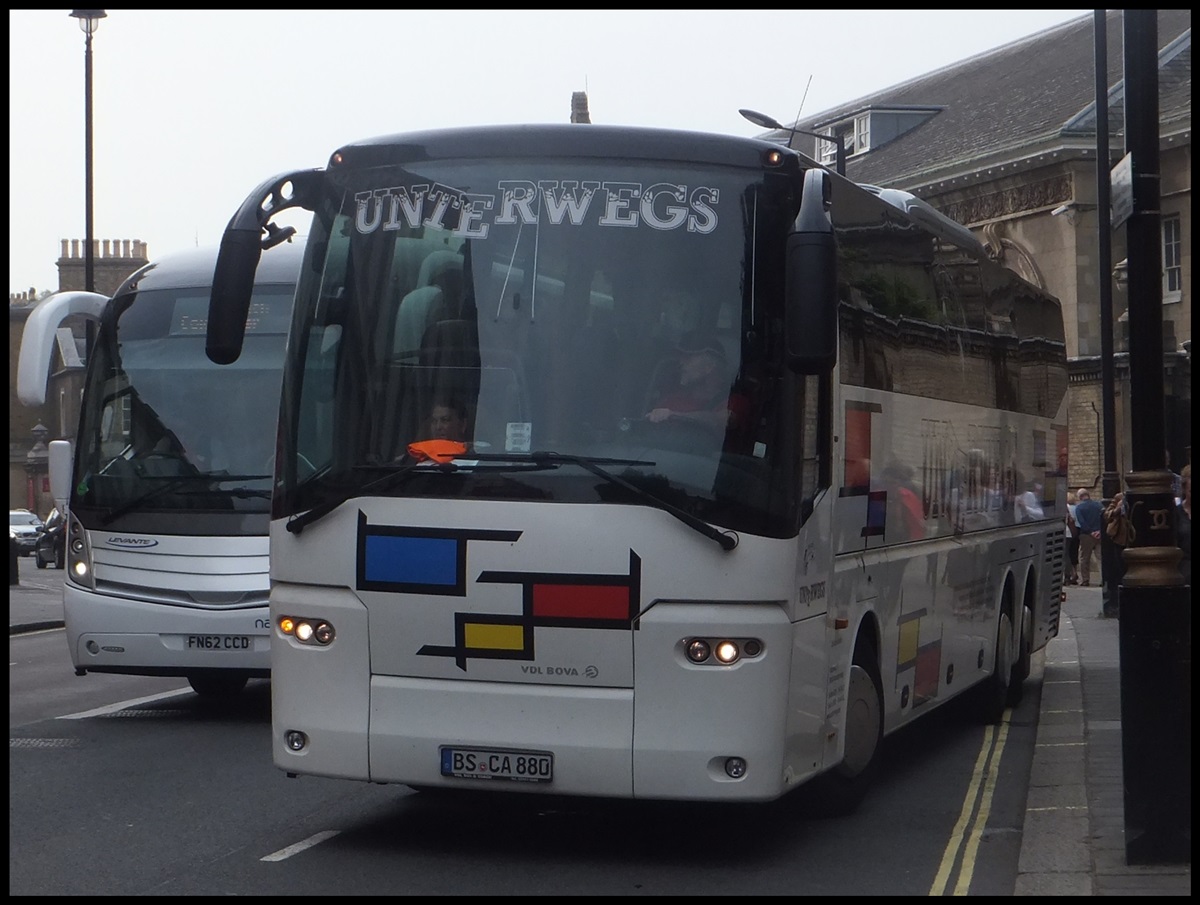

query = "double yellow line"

[{"left": 928, "top": 711, "right": 1011, "bottom": 896}]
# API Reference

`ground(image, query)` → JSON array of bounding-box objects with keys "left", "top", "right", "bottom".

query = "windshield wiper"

[
  {"left": 284, "top": 451, "right": 737, "bottom": 552},
  {"left": 286, "top": 457, "right": 440, "bottom": 535},
  {"left": 284, "top": 451, "right": 568, "bottom": 536},
  {"left": 485, "top": 451, "right": 737, "bottom": 551},
  {"left": 97, "top": 474, "right": 219, "bottom": 525}
]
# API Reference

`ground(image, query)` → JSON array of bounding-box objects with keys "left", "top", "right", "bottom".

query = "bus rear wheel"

[
  {"left": 187, "top": 672, "right": 249, "bottom": 698},
  {"left": 978, "top": 609, "right": 1014, "bottom": 724},
  {"left": 1007, "top": 603, "right": 1033, "bottom": 707}
]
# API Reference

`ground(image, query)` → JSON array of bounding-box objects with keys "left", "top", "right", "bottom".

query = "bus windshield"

[
  {"left": 280, "top": 158, "right": 811, "bottom": 537},
  {"left": 73, "top": 284, "right": 293, "bottom": 528}
]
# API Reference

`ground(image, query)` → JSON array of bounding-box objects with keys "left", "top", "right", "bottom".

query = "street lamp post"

[
  {"left": 1115, "top": 10, "right": 1190, "bottom": 866},
  {"left": 738, "top": 108, "right": 847, "bottom": 176},
  {"left": 1093, "top": 12, "right": 1124, "bottom": 620},
  {"left": 70, "top": 10, "right": 106, "bottom": 294}
]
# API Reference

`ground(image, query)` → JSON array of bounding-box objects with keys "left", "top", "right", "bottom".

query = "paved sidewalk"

[
  {"left": 8, "top": 554, "right": 67, "bottom": 634},
  {"left": 1015, "top": 583, "right": 1191, "bottom": 895},
  {"left": 9, "top": 558, "right": 1192, "bottom": 893}
]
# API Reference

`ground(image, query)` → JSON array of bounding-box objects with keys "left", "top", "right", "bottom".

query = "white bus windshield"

[
  {"left": 280, "top": 159, "right": 808, "bottom": 537},
  {"left": 73, "top": 285, "right": 294, "bottom": 528}
]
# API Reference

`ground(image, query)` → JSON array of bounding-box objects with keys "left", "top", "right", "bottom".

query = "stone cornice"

[{"left": 941, "top": 175, "right": 1073, "bottom": 226}]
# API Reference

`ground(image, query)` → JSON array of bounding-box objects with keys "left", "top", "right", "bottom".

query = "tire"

[
  {"left": 807, "top": 636, "right": 884, "bottom": 816},
  {"left": 978, "top": 609, "right": 1014, "bottom": 724},
  {"left": 35, "top": 557, "right": 47, "bottom": 569},
  {"left": 187, "top": 673, "right": 249, "bottom": 698},
  {"left": 1008, "top": 603, "right": 1033, "bottom": 707}
]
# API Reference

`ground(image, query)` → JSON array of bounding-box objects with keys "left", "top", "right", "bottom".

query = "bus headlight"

[
  {"left": 683, "top": 636, "right": 763, "bottom": 666},
  {"left": 278, "top": 616, "right": 335, "bottom": 646},
  {"left": 65, "top": 513, "right": 94, "bottom": 590},
  {"left": 714, "top": 640, "right": 740, "bottom": 664}
]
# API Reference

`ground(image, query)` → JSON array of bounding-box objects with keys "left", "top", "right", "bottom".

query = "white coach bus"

[
  {"left": 18, "top": 239, "right": 303, "bottom": 697},
  {"left": 204, "top": 124, "right": 1066, "bottom": 804}
]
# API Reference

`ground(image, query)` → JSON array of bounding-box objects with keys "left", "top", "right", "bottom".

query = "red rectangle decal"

[{"left": 532, "top": 584, "right": 629, "bottom": 620}]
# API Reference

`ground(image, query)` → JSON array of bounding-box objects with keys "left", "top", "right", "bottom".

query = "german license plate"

[
  {"left": 440, "top": 746, "right": 553, "bottom": 783},
  {"left": 186, "top": 634, "right": 251, "bottom": 650}
]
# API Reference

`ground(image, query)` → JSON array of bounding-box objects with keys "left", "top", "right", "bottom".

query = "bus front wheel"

[{"left": 807, "top": 636, "right": 883, "bottom": 816}]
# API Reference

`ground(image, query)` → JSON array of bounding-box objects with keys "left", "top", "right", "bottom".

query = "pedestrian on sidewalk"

[
  {"left": 1177, "top": 463, "right": 1191, "bottom": 585},
  {"left": 1065, "top": 489, "right": 1080, "bottom": 584},
  {"left": 1074, "top": 487, "right": 1104, "bottom": 586}
]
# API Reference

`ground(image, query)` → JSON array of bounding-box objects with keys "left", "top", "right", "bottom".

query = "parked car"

[
  {"left": 9, "top": 509, "right": 43, "bottom": 556},
  {"left": 35, "top": 507, "right": 65, "bottom": 569}
]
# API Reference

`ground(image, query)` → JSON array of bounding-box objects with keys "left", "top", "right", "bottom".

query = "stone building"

[
  {"left": 8, "top": 238, "right": 148, "bottom": 515},
  {"left": 769, "top": 9, "right": 1191, "bottom": 490}
]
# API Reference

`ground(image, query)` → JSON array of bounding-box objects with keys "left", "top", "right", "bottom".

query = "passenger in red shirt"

[
  {"left": 644, "top": 330, "right": 749, "bottom": 438},
  {"left": 883, "top": 462, "right": 926, "bottom": 540}
]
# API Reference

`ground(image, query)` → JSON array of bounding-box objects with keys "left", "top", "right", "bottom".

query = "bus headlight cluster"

[
  {"left": 685, "top": 637, "right": 763, "bottom": 665},
  {"left": 66, "top": 513, "right": 94, "bottom": 589},
  {"left": 278, "top": 616, "right": 335, "bottom": 646}
]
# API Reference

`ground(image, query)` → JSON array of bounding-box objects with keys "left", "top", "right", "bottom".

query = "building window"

[
  {"left": 819, "top": 115, "right": 871, "bottom": 167},
  {"left": 853, "top": 114, "right": 870, "bottom": 153},
  {"left": 1162, "top": 214, "right": 1182, "bottom": 302}
]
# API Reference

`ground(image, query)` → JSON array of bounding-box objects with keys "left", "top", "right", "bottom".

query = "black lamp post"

[
  {"left": 1093, "top": 11, "right": 1124, "bottom": 619},
  {"left": 738, "top": 108, "right": 847, "bottom": 176},
  {"left": 70, "top": 10, "right": 106, "bottom": 294},
  {"left": 1115, "top": 9, "right": 1190, "bottom": 866}
]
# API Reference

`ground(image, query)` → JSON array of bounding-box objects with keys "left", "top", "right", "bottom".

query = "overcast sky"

[{"left": 9, "top": 9, "right": 1091, "bottom": 295}]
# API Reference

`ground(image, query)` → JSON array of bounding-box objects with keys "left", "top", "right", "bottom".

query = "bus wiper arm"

[
  {"left": 286, "top": 458, "right": 440, "bottom": 535},
  {"left": 98, "top": 475, "right": 213, "bottom": 525},
  {"left": 522, "top": 451, "right": 737, "bottom": 552}
]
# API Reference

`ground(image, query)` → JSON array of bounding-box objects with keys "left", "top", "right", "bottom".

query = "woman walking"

[{"left": 1065, "top": 490, "right": 1080, "bottom": 584}]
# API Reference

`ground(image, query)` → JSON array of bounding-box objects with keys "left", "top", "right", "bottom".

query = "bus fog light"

[
  {"left": 724, "top": 757, "right": 747, "bottom": 779},
  {"left": 686, "top": 639, "right": 711, "bottom": 663},
  {"left": 314, "top": 622, "right": 335, "bottom": 644},
  {"left": 743, "top": 639, "right": 762, "bottom": 657},
  {"left": 714, "top": 640, "right": 740, "bottom": 664},
  {"left": 285, "top": 730, "right": 308, "bottom": 751}
]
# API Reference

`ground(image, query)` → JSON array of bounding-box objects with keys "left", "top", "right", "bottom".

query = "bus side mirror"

[
  {"left": 48, "top": 440, "right": 73, "bottom": 511},
  {"left": 206, "top": 229, "right": 261, "bottom": 365},
  {"left": 785, "top": 168, "right": 838, "bottom": 375},
  {"left": 206, "top": 168, "right": 323, "bottom": 365}
]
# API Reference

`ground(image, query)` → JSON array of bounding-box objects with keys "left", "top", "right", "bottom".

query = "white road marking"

[
  {"left": 261, "top": 830, "right": 342, "bottom": 862},
  {"left": 57, "top": 687, "right": 193, "bottom": 720}
]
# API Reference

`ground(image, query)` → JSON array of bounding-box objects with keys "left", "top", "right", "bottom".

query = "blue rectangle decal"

[
  {"left": 355, "top": 511, "right": 522, "bottom": 596},
  {"left": 365, "top": 534, "right": 459, "bottom": 586}
]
